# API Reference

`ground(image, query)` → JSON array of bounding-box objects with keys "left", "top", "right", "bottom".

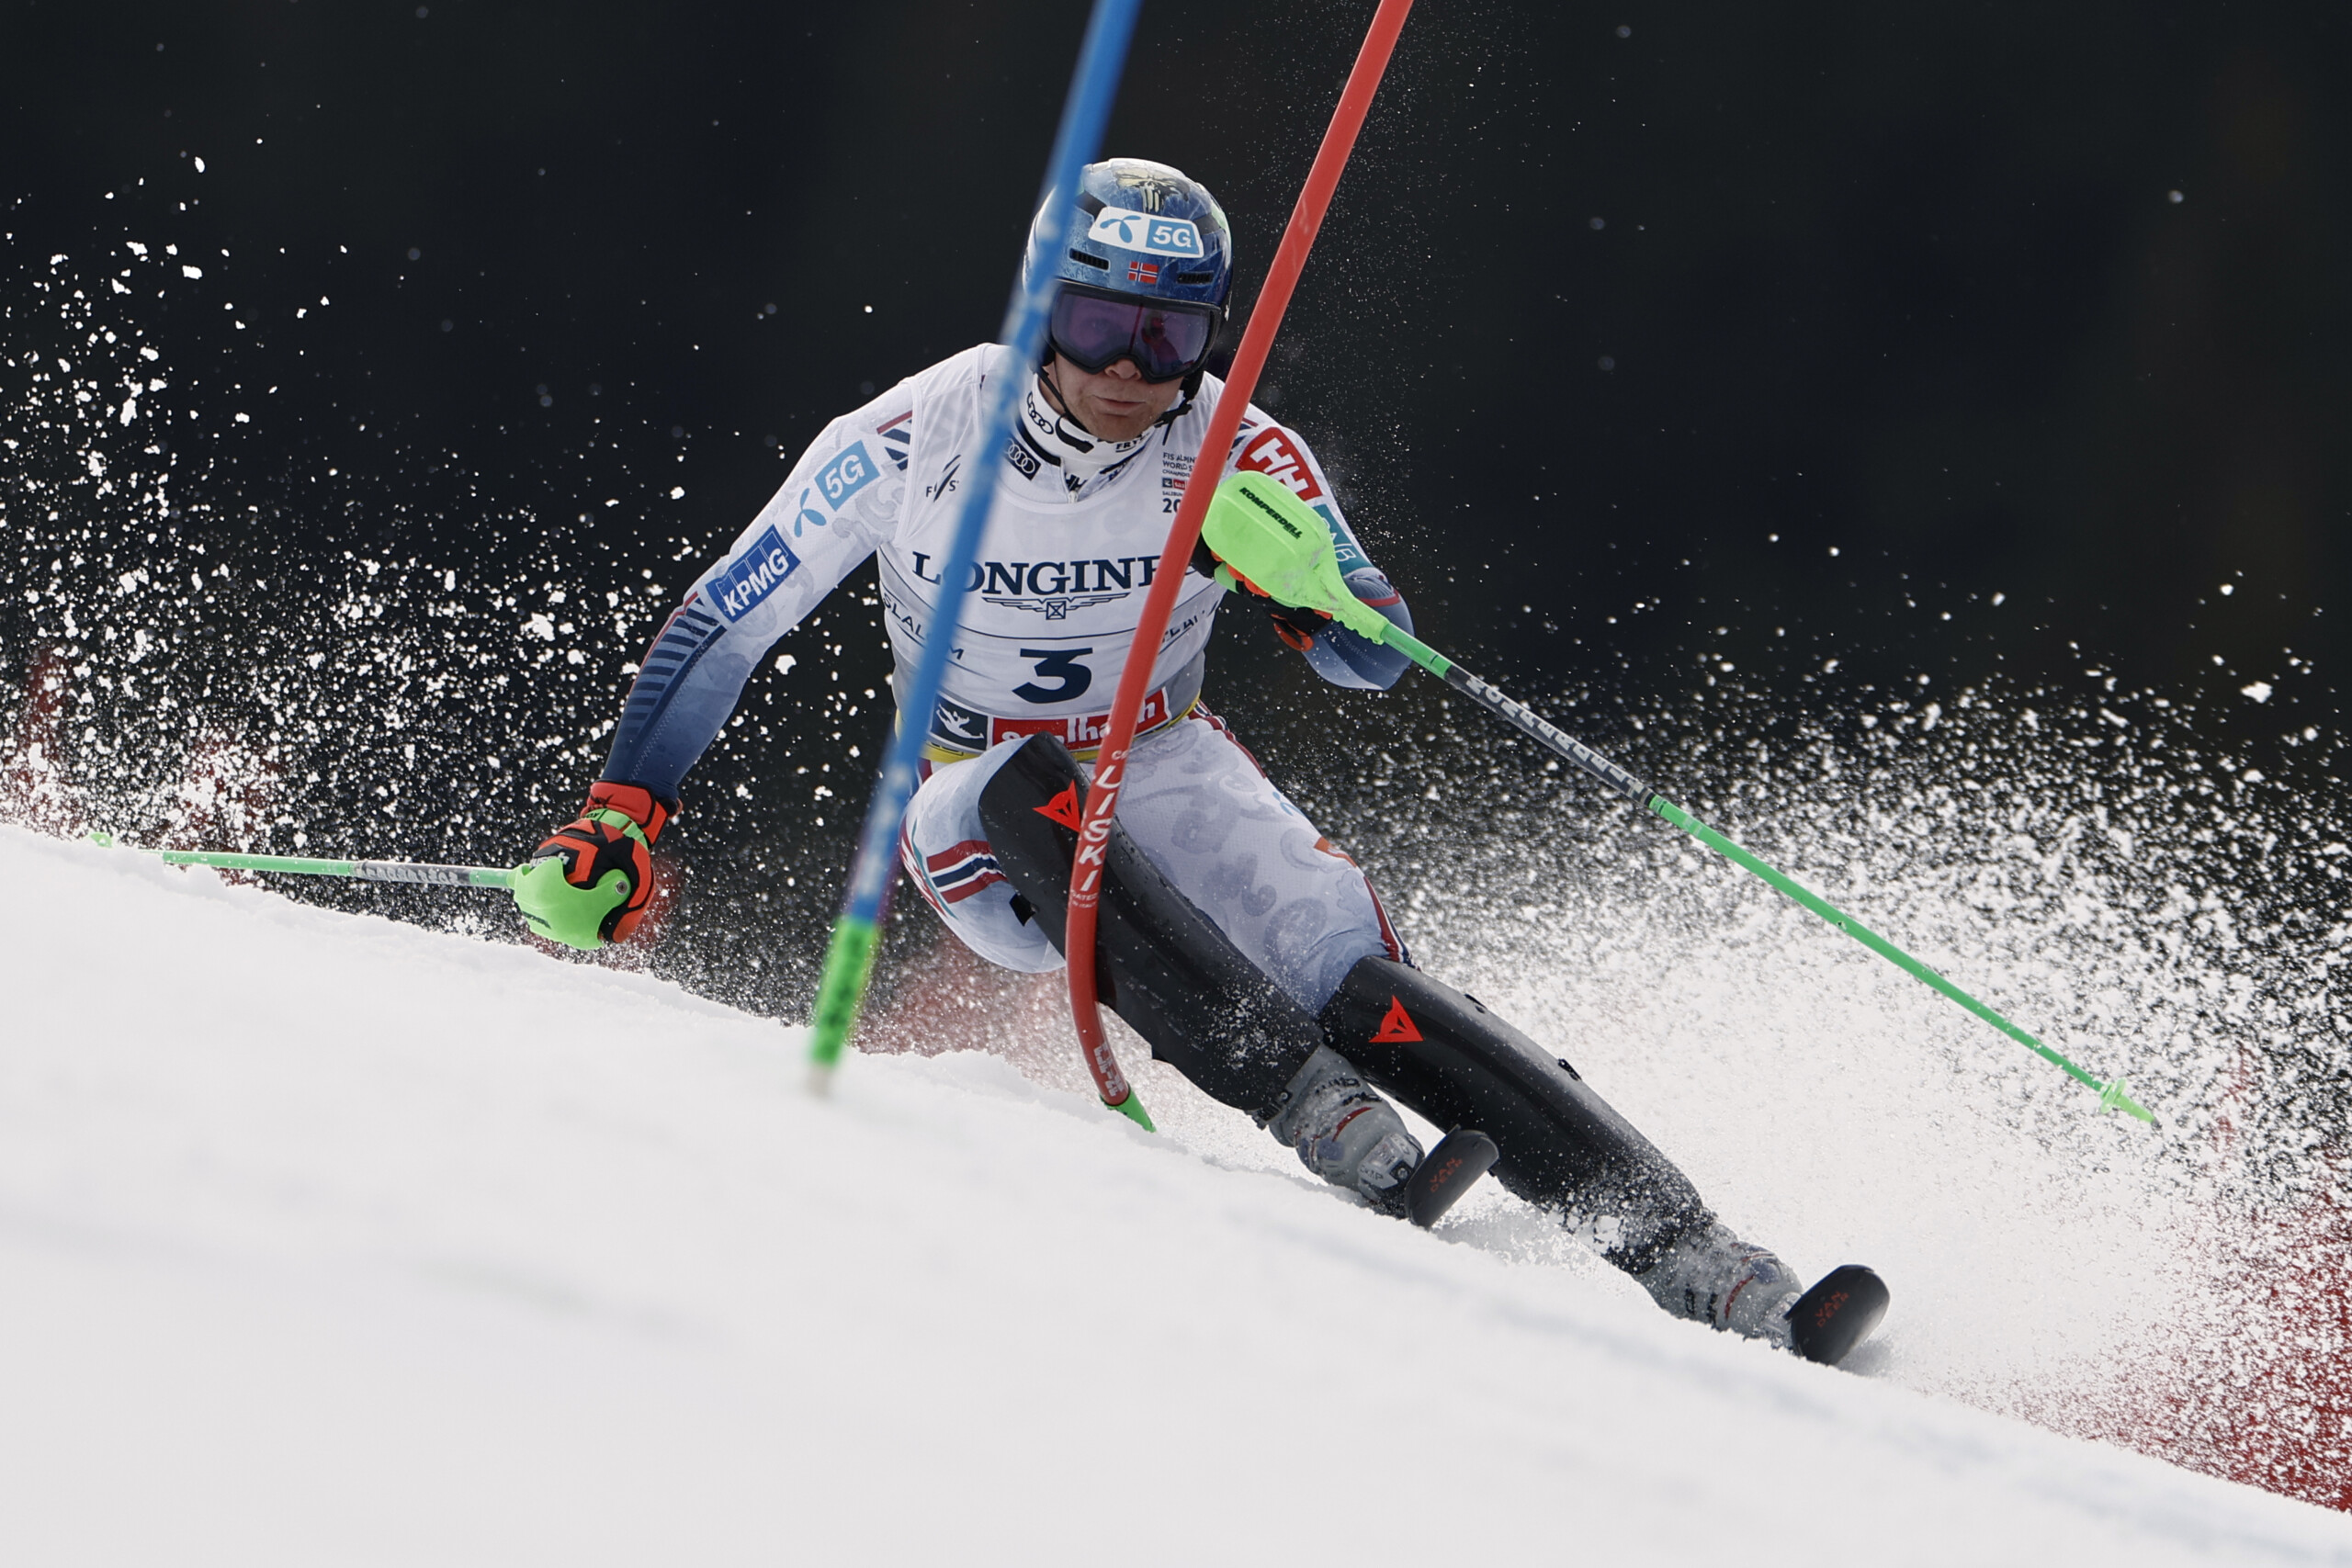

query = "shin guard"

[
  {"left": 976, "top": 735, "right": 1322, "bottom": 1121},
  {"left": 1317, "top": 957, "right": 1709, "bottom": 1271}
]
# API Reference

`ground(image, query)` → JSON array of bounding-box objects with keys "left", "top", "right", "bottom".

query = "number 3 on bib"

[{"left": 1014, "top": 647, "right": 1093, "bottom": 705}]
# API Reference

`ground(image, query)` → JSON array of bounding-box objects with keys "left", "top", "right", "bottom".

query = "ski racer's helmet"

[{"left": 1026, "top": 158, "right": 1234, "bottom": 385}]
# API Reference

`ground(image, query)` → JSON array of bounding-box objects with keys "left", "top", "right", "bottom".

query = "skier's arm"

[
  {"left": 597, "top": 386, "right": 914, "bottom": 802},
  {"left": 1226, "top": 420, "right": 1412, "bottom": 690},
  {"left": 515, "top": 387, "right": 915, "bottom": 949}
]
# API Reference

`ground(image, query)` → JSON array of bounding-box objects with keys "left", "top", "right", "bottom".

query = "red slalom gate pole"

[{"left": 1064, "top": 0, "right": 1418, "bottom": 1120}]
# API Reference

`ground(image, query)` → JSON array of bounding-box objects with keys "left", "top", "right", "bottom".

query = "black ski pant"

[{"left": 972, "top": 735, "right": 1712, "bottom": 1272}]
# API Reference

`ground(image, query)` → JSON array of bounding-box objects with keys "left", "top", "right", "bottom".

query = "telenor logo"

[
  {"left": 1084, "top": 209, "right": 1205, "bottom": 258},
  {"left": 707, "top": 524, "right": 801, "bottom": 622}
]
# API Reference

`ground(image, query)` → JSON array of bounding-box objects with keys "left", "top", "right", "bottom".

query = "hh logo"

[
  {"left": 1084, "top": 209, "right": 1204, "bottom": 258},
  {"left": 1372, "top": 997, "right": 1422, "bottom": 1043},
  {"left": 1238, "top": 428, "right": 1326, "bottom": 503},
  {"left": 1035, "top": 783, "right": 1084, "bottom": 830},
  {"left": 707, "top": 525, "right": 801, "bottom": 622}
]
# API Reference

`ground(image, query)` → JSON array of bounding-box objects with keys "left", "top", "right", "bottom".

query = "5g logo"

[
  {"left": 823, "top": 450, "right": 869, "bottom": 502},
  {"left": 815, "top": 441, "right": 881, "bottom": 510},
  {"left": 1083, "top": 210, "right": 1205, "bottom": 259}
]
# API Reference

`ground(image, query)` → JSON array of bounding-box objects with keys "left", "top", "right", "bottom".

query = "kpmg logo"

[
  {"left": 1084, "top": 209, "right": 1204, "bottom": 259},
  {"left": 707, "top": 525, "right": 801, "bottom": 622}
]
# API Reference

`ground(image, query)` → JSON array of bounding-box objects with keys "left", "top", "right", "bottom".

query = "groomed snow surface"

[{"left": 4, "top": 825, "right": 2349, "bottom": 1566}]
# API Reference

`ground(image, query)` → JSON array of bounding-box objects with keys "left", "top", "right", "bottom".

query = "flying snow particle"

[
  {"left": 181, "top": 265, "right": 202, "bottom": 279},
  {"left": 2242, "top": 682, "right": 2274, "bottom": 703},
  {"left": 669, "top": 486, "right": 685, "bottom": 500}
]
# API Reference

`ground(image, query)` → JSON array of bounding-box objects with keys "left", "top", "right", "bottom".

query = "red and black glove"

[
  {"left": 527, "top": 781, "right": 674, "bottom": 945},
  {"left": 1265, "top": 601, "right": 1331, "bottom": 652},
  {"left": 1192, "top": 536, "right": 1329, "bottom": 651}
]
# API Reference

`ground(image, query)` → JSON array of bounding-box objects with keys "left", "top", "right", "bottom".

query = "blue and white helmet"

[{"left": 1026, "top": 157, "right": 1235, "bottom": 312}]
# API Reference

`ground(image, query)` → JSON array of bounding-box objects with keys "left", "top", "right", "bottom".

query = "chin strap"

[{"left": 1034, "top": 364, "right": 1096, "bottom": 449}]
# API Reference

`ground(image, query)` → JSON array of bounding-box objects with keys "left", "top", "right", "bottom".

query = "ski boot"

[
  {"left": 1636, "top": 1222, "right": 1892, "bottom": 1365},
  {"left": 1266, "top": 1047, "right": 1502, "bottom": 1225},
  {"left": 1266, "top": 1046, "right": 1424, "bottom": 1214},
  {"left": 1634, "top": 1220, "right": 1805, "bottom": 1350}
]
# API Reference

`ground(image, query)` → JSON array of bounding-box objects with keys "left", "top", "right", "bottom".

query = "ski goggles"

[{"left": 1047, "top": 283, "right": 1221, "bottom": 384}]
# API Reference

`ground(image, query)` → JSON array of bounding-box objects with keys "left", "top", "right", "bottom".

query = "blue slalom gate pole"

[{"left": 806, "top": 0, "right": 1146, "bottom": 1089}]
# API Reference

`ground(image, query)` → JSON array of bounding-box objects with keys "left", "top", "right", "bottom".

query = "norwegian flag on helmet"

[{"left": 1126, "top": 259, "right": 1160, "bottom": 286}]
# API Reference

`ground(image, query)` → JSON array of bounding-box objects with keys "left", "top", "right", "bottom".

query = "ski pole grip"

[{"left": 1200, "top": 473, "right": 1392, "bottom": 634}]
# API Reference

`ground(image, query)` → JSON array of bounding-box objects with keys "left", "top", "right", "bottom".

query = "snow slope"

[{"left": 3, "top": 824, "right": 2348, "bottom": 1566}]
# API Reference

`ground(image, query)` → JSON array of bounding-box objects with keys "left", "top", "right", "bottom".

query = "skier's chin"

[{"left": 1080, "top": 398, "right": 1158, "bottom": 441}]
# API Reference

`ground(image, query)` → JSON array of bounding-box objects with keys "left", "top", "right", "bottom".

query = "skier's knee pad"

[
  {"left": 1317, "top": 957, "right": 1708, "bottom": 1270},
  {"left": 975, "top": 735, "right": 1322, "bottom": 1120}
]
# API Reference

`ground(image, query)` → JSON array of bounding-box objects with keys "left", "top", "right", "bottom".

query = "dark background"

[{"left": 4, "top": 0, "right": 2348, "bottom": 1013}]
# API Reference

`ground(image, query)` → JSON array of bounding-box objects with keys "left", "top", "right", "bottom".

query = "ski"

[
  {"left": 1785, "top": 1264, "right": 1892, "bottom": 1366},
  {"left": 1403, "top": 1127, "right": 1499, "bottom": 1229}
]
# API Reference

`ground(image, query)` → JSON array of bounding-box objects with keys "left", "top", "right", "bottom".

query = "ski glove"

[
  {"left": 1192, "top": 534, "right": 1332, "bottom": 651},
  {"left": 513, "top": 781, "right": 673, "bottom": 949}
]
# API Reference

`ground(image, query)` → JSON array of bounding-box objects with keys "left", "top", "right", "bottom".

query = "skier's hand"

[
  {"left": 1189, "top": 533, "right": 1228, "bottom": 582},
  {"left": 514, "top": 782, "right": 673, "bottom": 950},
  {"left": 1193, "top": 534, "right": 1329, "bottom": 649},
  {"left": 1266, "top": 601, "right": 1331, "bottom": 652}
]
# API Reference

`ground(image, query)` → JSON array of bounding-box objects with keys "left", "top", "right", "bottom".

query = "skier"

[{"left": 515, "top": 158, "right": 1881, "bottom": 1363}]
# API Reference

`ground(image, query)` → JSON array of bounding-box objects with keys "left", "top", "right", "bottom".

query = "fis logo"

[
  {"left": 707, "top": 525, "right": 801, "bottom": 622},
  {"left": 1084, "top": 209, "right": 1205, "bottom": 258}
]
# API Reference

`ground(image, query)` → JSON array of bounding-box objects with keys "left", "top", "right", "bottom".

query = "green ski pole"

[
  {"left": 1201, "top": 472, "right": 2154, "bottom": 1123},
  {"left": 88, "top": 831, "right": 521, "bottom": 889}
]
